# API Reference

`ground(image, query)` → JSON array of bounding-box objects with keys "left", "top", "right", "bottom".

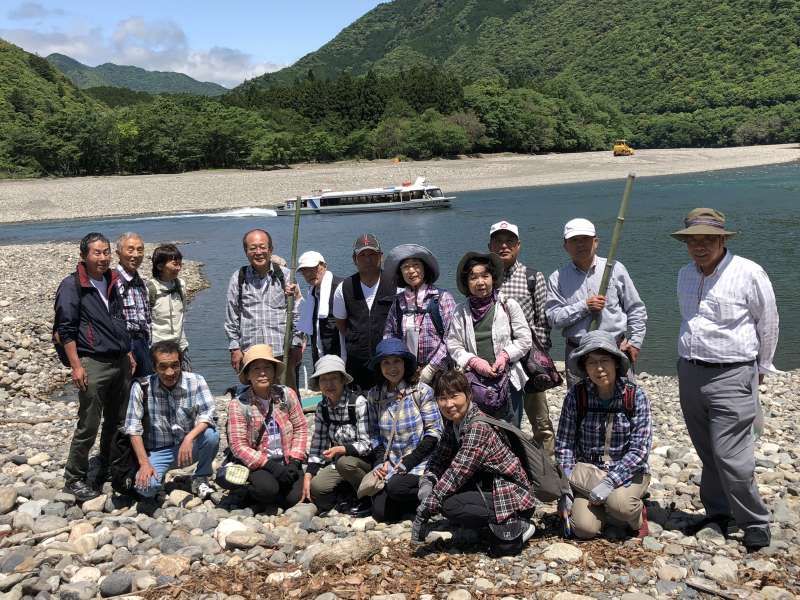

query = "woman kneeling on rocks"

[
  {"left": 412, "top": 370, "right": 536, "bottom": 556},
  {"left": 555, "top": 330, "right": 652, "bottom": 539},
  {"left": 221, "top": 344, "right": 308, "bottom": 510},
  {"left": 301, "top": 355, "right": 373, "bottom": 517},
  {"left": 364, "top": 338, "right": 443, "bottom": 522}
]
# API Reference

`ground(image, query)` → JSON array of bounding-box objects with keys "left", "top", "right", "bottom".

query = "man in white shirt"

[
  {"left": 295, "top": 251, "right": 345, "bottom": 364},
  {"left": 673, "top": 207, "right": 778, "bottom": 551}
]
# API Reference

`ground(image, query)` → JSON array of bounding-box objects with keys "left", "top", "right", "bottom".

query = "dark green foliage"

[{"left": 85, "top": 86, "right": 154, "bottom": 108}]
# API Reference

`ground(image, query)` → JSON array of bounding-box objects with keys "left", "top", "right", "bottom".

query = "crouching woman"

[
  {"left": 301, "top": 355, "right": 373, "bottom": 517},
  {"left": 223, "top": 344, "right": 308, "bottom": 510},
  {"left": 413, "top": 370, "right": 536, "bottom": 556},
  {"left": 555, "top": 330, "right": 652, "bottom": 540}
]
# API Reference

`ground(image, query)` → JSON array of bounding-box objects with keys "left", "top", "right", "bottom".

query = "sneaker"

[
  {"left": 637, "top": 504, "right": 650, "bottom": 538},
  {"left": 522, "top": 520, "right": 537, "bottom": 544},
  {"left": 743, "top": 526, "right": 771, "bottom": 551},
  {"left": 63, "top": 480, "right": 101, "bottom": 503},
  {"left": 347, "top": 498, "right": 372, "bottom": 518},
  {"left": 191, "top": 477, "right": 214, "bottom": 500}
]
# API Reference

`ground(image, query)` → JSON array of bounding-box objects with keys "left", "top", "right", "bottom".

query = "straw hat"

[
  {"left": 238, "top": 344, "right": 284, "bottom": 384},
  {"left": 671, "top": 208, "right": 738, "bottom": 241},
  {"left": 567, "top": 331, "right": 630, "bottom": 379},
  {"left": 455, "top": 251, "right": 504, "bottom": 296},
  {"left": 308, "top": 355, "right": 353, "bottom": 391}
]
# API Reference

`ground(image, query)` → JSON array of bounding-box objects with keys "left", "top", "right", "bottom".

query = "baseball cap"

[
  {"left": 563, "top": 218, "right": 596, "bottom": 239},
  {"left": 296, "top": 251, "right": 325, "bottom": 271},
  {"left": 353, "top": 233, "right": 381, "bottom": 255},
  {"left": 489, "top": 220, "right": 519, "bottom": 238}
]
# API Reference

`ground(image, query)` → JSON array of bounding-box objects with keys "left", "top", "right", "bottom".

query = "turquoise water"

[{"left": 3, "top": 162, "right": 798, "bottom": 393}]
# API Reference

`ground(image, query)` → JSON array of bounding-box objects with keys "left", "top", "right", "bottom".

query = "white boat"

[{"left": 275, "top": 177, "right": 454, "bottom": 215}]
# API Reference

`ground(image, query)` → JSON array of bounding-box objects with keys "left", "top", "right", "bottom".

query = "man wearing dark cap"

[
  {"left": 333, "top": 234, "right": 399, "bottom": 390},
  {"left": 673, "top": 208, "right": 778, "bottom": 551}
]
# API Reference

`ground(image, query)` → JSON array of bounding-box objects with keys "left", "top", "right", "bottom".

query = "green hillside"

[
  {"left": 47, "top": 53, "right": 228, "bottom": 96},
  {"left": 253, "top": 0, "right": 800, "bottom": 115}
]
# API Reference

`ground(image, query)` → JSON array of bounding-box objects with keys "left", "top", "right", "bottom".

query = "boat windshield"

[{"left": 427, "top": 188, "right": 444, "bottom": 198}]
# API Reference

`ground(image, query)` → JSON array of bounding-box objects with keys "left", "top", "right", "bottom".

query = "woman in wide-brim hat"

[
  {"left": 554, "top": 330, "right": 652, "bottom": 541},
  {"left": 446, "top": 251, "right": 532, "bottom": 423},
  {"left": 364, "top": 337, "right": 443, "bottom": 522},
  {"left": 300, "top": 355, "right": 373, "bottom": 517},
  {"left": 383, "top": 244, "right": 457, "bottom": 385},
  {"left": 220, "top": 344, "right": 308, "bottom": 511}
]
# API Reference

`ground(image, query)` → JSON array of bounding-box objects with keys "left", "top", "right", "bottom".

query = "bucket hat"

[
  {"left": 567, "top": 330, "right": 630, "bottom": 379},
  {"left": 238, "top": 344, "right": 284, "bottom": 385},
  {"left": 308, "top": 354, "right": 353, "bottom": 391},
  {"left": 384, "top": 243, "right": 440, "bottom": 287},
  {"left": 671, "top": 208, "right": 737, "bottom": 241},
  {"left": 455, "top": 251, "right": 504, "bottom": 296},
  {"left": 368, "top": 337, "right": 417, "bottom": 376}
]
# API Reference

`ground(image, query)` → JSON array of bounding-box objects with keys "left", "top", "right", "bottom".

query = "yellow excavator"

[{"left": 613, "top": 139, "right": 634, "bottom": 156}]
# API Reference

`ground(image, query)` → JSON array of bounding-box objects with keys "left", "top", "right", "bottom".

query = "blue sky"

[{"left": 0, "top": 1, "right": 385, "bottom": 87}]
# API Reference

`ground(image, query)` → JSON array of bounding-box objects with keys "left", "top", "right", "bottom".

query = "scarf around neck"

[{"left": 469, "top": 289, "right": 497, "bottom": 323}]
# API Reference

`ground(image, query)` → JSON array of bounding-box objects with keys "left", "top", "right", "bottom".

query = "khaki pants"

[
  {"left": 571, "top": 473, "right": 650, "bottom": 539},
  {"left": 523, "top": 390, "right": 554, "bottom": 455},
  {"left": 309, "top": 456, "right": 371, "bottom": 510}
]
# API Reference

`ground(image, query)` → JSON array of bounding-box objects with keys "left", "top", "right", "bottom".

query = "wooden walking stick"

[
  {"left": 589, "top": 173, "right": 636, "bottom": 331},
  {"left": 281, "top": 196, "right": 302, "bottom": 385}
]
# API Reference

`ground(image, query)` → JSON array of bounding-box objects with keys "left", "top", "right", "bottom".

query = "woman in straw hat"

[
  {"left": 365, "top": 337, "right": 443, "bottom": 522},
  {"left": 223, "top": 344, "right": 308, "bottom": 510},
  {"left": 554, "top": 330, "right": 652, "bottom": 540},
  {"left": 383, "top": 244, "right": 457, "bottom": 385},
  {"left": 446, "top": 252, "right": 532, "bottom": 423},
  {"left": 300, "top": 355, "right": 373, "bottom": 517}
]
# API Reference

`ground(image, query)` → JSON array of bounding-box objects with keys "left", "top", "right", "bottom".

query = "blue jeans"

[{"left": 137, "top": 428, "right": 220, "bottom": 497}]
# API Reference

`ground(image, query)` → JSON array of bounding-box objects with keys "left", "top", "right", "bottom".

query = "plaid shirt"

[
  {"left": 224, "top": 264, "right": 297, "bottom": 352},
  {"left": 555, "top": 379, "right": 652, "bottom": 487},
  {"left": 500, "top": 260, "right": 551, "bottom": 350},
  {"left": 307, "top": 390, "right": 371, "bottom": 475},
  {"left": 366, "top": 381, "right": 443, "bottom": 477},
  {"left": 423, "top": 403, "right": 535, "bottom": 523},
  {"left": 115, "top": 265, "right": 151, "bottom": 338},
  {"left": 383, "top": 285, "right": 456, "bottom": 369},
  {"left": 226, "top": 386, "right": 307, "bottom": 470},
  {"left": 124, "top": 372, "right": 216, "bottom": 450}
]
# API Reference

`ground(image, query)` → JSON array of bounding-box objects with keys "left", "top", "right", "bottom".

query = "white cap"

[
  {"left": 563, "top": 218, "right": 596, "bottom": 239},
  {"left": 296, "top": 251, "right": 325, "bottom": 271},
  {"left": 489, "top": 220, "right": 519, "bottom": 238}
]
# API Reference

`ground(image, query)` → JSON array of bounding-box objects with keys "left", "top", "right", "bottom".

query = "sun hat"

[
  {"left": 238, "top": 344, "right": 284, "bottom": 385},
  {"left": 563, "top": 218, "right": 596, "bottom": 239},
  {"left": 308, "top": 355, "right": 353, "bottom": 391},
  {"left": 352, "top": 233, "right": 382, "bottom": 255},
  {"left": 489, "top": 220, "right": 520, "bottom": 239},
  {"left": 671, "top": 208, "right": 737, "bottom": 241},
  {"left": 383, "top": 243, "right": 440, "bottom": 287},
  {"left": 296, "top": 251, "right": 325, "bottom": 271},
  {"left": 567, "top": 330, "right": 630, "bottom": 379},
  {"left": 368, "top": 337, "right": 417, "bottom": 376},
  {"left": 455, "top": 251, "right": 504, "bottom": 296}
]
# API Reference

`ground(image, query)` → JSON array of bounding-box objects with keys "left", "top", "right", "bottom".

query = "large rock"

[
  {"left": 225, "top": 530, "right": 265, "bottom": 549},
  {"left": 32, "top": 514, "right": 68, "bottom": 533},
  {"left": 59, "top": 581, "right": 98, "bottom": 600},
  {"left": 99, "top": 571, "right": 133, "bottom": 597},
  {"left": 542, "top": 542, "right": 583, "bottom": 562},
  {"left": 68, "top": 522, "right": 95, "bottom": 542},
  {"left": 0, "top": 487, "right": 17, "bottom": 514},
  {"left": 308, "top": 535, "right": 382, "bottom": 573},
  {"left": 71, "top": 566, "right": 102, "bottom": 584},
  {"left": 214, "top": 518, "right": 248, "bottom": 549},
  {"left": 703, "top": 556, "right": 738, "bottom": 584},
  {"left": 81, "top": 494, "right": 108, "bottom": 513},
  {"left": 72, "top": 534, "right": 99, "bottom": 556},
  {"left": 149, "top": 554, "right": 191, "bottom": 577}
]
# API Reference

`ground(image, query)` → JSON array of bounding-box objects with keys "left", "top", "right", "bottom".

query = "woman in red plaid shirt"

[{"left": 414, "top": 370, "right": 536, "bottom": 556}]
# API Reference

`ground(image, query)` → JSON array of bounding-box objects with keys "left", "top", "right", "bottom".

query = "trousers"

[
  {"left": 678, "top": 358, "right": 769, "bottom": 529},
  {"left": 372, "top": 473, "right": 419, "bottom": 523},
  {"left": 571, "top": 473, "right": 650, "bottom": 539},
  {"left": 309, "top": 456, "right": 371, "bottom": 511},
  {"left": 136, "top": 428, "right": 220, "bottom": 497},
  {"left": 217, "top": 458, "right": 303, "bottom": 509},
  {"left": 523, "top": 389, "right": 555, "bottom": 454}
]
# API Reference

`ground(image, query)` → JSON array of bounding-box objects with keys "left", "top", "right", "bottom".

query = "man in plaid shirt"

[
  {"left": 115, "top": 232, "right": 152, "bottom": 377},
  {"left": 124, "top": 340, "right": 219, "bottom": 499},
  {"left": 489, "top": 220, "right": 554, "bottom": 446}
]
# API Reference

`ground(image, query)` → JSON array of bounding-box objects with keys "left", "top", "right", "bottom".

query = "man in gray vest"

[
  {"left": 673, "top": 208, "right": 777, "bottom": 551},
  {"left": 295, "top": 251, "right": 345, "bottom": 364}
]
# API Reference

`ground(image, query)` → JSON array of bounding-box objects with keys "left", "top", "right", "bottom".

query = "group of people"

[{"left": 53, "top": 206, "right": 779, "bottom": 555}]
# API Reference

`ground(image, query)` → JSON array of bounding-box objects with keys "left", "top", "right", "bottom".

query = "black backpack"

[
  {"left": 470, "top": 413, "right": 570, "bottom": 503},
  {"left": 575, "top": 380, "right": 637, "bottom": 429},
  {"left": 320, "top": 398, "right": 358, "bottom": 427},
  {"left": 109, "top": 378, "right": 150, "bottom": 495}
]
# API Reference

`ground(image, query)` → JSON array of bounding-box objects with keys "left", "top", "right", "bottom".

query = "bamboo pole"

[
  {"left": 280, "top": 197, "right": 302, "bottom": 385},
  {"left": 589, "top": 173, "right": 636, "bottom": 331}
]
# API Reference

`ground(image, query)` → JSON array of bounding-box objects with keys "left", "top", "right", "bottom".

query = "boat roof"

[{"left": 286, "top": 176, "right": 440, "bottom": 202}]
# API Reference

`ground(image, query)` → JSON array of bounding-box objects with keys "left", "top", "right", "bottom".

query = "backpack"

[
  {"left": 52, "top": 273, "right": 80, "bottom": 367},
  {"left": 575, "top": 380, "right": 637, "bottom": 431},
  {"left": 147, "top": 278, "right": 184, "bottom": 306},
  {"left": 320, "top": 397, "right": 358, "bottom": 427},
  {"left": 393, "top": 293, "right": 445, "bottom": 338},
  {"left": 237, "top": 262, "right": 286, "bottom": 320},
  {"left": 470, "top": 413, "right": 570, "bottom": 503},
  {"left": 109, "top": 377, "right": 150, "bottom": 495}
]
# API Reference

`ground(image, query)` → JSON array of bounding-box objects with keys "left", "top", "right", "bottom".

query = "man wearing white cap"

[
  {"left": 294, "top": 251, "right": 345, "bottom": 365},
  {"left": 488, "top": 220, "right": 555, "bottom": 451},
  {"left": 545, "top": 218, "right": 647, "bottom": 386}
]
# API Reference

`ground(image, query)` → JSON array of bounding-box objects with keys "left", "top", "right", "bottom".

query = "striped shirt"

[
  {"left": 677, "top": 251, "right": 779, "bottom": 373},
  {"left": 115, "top": 265, "right": 151, "bottom": 338},
  {"left": 545, "top": 256, "right": 647, "bottom": 348},
  {"left": 124, "top": 372, "right": 216, "bottom": 450},
  {"left": 307, "top": 390, "right": 371, "bottom": 475}
]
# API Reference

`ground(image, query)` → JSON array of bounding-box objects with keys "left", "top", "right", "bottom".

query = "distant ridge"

[{"left": 47, "top": 53, "right": 228, "bottom": 96}]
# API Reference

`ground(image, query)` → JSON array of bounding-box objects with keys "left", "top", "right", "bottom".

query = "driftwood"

[
  {"left": 308, "top": 534, "right": 382, "bottom": 573},
  {"left": 685, "top": 577, "right": 742, "bottom": 599},
  {"left": 0, "top": 416, "right": 64, "bottom": 425},
  {"left": 0, "top": 517, "right": 101, "bottom": 549}
]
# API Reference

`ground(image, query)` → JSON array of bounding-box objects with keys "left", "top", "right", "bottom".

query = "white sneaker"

[
  {"left": 522, "top": 520, "right": 536, "bottom": 543},
  {"left": 191, "top": 477, "right": 214, "bottom": 500}
]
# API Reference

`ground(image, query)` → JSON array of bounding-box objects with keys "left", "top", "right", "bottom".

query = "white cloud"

[
  {"left": 7, "top": 2, "right": 65, "bottom": 20},
  {"left": 0, "top": 16, "right": 283, "bottom": 87}
]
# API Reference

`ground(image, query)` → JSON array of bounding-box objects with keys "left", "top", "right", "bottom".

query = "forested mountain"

[{"left": 47, "top": 53, "right": 228, "bottom": 96}]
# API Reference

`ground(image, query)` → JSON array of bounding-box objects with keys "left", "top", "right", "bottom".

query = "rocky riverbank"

[{"left": 0, "top": 244, "right": 798, "bottom": 599}]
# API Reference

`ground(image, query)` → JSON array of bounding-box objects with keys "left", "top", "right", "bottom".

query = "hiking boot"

[
  {"left": 63, "top": 480, "right": 101, "bottom": 503},
  {"left": 191, "top": 476, "right": 214, "bottom": 500},
  {"left": 743, "top": 526, "right": 771, "bottom": 551},
  {"left": 685, "top": 514, "right": 733, "bottom": 537},
  {"left": 637, "top": 504, "right": 650, "bottom": 538},
  {"left": 347, "top": 498, "right": 372, "bottom": 518}
]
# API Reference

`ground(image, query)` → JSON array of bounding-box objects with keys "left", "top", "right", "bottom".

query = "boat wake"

[{"left": 125, "top": 207, "right": 278, "bottom": 222}]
